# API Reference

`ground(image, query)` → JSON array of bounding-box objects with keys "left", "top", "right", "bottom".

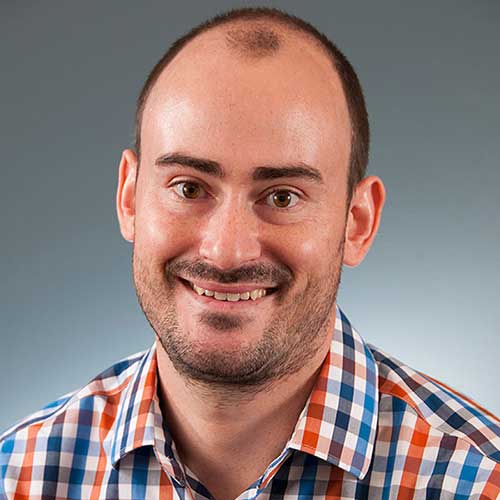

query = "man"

[{"left": 1, "top": 7, "right": 499, "bottom": 499}]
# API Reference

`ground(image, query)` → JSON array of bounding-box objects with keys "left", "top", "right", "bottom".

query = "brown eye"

[
  {"left": 273, "top": 191, "right": 291, "bottom": 207},
  {"left": 266, "top": 190, "right": 299, "bottom": 209},
  {"left": 173, "top": 181, "right": 205, "bottom": 199}
]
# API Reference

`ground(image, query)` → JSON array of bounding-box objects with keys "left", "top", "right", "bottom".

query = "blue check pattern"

[{"left": 1, "top": 306, "right": 499, "bottom": 499}]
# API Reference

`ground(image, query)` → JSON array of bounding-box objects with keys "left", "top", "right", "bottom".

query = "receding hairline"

[
  {"left": 154, "top": 23, "right": 332, "bottom": 96},
  {"left": 133, "top": 7, "right": 370, "bottom": 201},
  {"left": 137, "top": 19, "right": 343, "bottom": 143},
  {"left": 200, "top": 19, "right": 332, "bottom": 60}
]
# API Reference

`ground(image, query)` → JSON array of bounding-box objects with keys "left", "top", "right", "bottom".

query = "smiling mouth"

[{"left": 179, "top": 278, "right": 278, "bottom": 302}]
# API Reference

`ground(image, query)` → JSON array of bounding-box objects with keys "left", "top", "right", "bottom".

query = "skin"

[{"left": 116, "top": 25, "right": 385, "bottom": 500}]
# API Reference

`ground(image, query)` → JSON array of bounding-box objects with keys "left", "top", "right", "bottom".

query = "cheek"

[
  {"left": 297, "top": 238, "right": 317, "bottom": 258},
  {"left": 135, "top": 194, "right": 199, "bottom": 261},
  {"left": 274, "top": 223, "right": 344, "bottom": 277},
  {"left": 270, "top": 225, "right": 326, "bottom": 270}
]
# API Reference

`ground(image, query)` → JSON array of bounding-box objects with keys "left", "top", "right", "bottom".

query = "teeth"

[
  {"left": 189, "top": 282, "right": 268, "bottom": 302},
  {"left": 227, "top": 293, "right": 240, "bottom": 302}
]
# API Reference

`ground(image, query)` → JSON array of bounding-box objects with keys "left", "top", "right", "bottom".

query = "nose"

[{"left": 199, "top": 197, "right": 262, "bottom": 270}]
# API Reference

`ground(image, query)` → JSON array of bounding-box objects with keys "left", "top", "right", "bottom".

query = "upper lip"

[{"left": 180, "top": 277, "right": 277, "bottom": 294}]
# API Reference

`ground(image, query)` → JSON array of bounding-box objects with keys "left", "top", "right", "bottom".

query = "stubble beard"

[{"left": 132, "top": 240, "right": 343, "bottom": 395}]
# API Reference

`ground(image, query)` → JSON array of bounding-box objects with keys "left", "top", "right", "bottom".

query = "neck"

[{"left": 155, "top": 317, "right": 335, "bottom": 500}]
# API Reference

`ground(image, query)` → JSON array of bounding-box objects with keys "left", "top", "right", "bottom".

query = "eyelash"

[{"left": 170, "top": 181, "right": 301, "bottom": 210}]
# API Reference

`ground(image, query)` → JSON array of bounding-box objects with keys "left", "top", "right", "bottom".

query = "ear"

[
  {"left": 116, "top": 149, "right": 138, "bottom": 242},
  {"left": 343, "top": 175, "right": 386, "bottom": 267}
]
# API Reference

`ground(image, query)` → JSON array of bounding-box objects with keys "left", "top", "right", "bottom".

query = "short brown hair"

[{"left": 134, "top": 7, "right": 369, "bottom": 200}]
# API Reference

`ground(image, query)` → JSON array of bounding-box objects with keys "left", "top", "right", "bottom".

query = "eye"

[
  {"left": 265, "top": 190, "right": 300, "bottom": 209},
  {"left": 172, "top": 181, "right": 207, "bottom": 200}
]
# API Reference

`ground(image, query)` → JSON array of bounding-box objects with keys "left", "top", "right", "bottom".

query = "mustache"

[{"left": 165, "top": 259, "right": 294, "bottom": 287}]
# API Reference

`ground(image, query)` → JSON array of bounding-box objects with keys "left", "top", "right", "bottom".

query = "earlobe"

[
  {"left": 116, "top": 149, "right": 138, "bottom": 243},
  {"left": 343, "top": 176, "right": 386, "bottom": 267}
]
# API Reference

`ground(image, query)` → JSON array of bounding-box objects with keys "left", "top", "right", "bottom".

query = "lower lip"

[{"left": 179, "top": 279, "right": 272, "bottom": 311}]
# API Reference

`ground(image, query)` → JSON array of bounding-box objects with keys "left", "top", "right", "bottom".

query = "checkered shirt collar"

[
  {"left": 287, "top": 305, "right": 379, "bottom": 479},
  {"left": 103, "top": 305, "right": 379, "bottom": 480},
  {"left": 103, "top": 344, "right": 158, "bottom": 466}
]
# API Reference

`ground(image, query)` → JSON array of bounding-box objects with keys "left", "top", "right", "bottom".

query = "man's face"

[{"left": 129, "top": 31, "right": 352, "bottom": 388}]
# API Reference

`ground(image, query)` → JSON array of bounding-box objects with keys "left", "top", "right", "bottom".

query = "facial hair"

[{"left": 132, "top": 238, "right": 344, "bottom": 393}]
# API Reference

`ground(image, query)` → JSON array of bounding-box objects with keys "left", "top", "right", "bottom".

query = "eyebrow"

[
  {"left": 155, "top": 152, "right": 324, "bottom": 184},
  {"left": 155, "top": 153, "right": 224, "bottom": 178}
]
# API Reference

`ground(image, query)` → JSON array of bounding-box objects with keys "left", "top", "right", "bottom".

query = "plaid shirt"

[{"left": 1, "top": 306, "right": 499, "bottom": 499}]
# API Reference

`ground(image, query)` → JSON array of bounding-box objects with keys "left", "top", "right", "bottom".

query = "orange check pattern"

[{"left": 1, "top": 306, "right": 499, "bottom": 499}]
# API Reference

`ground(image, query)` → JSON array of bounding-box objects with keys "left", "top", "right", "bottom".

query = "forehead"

[{"left": 140, "top": 25, "right": 351, "bottom": 181}]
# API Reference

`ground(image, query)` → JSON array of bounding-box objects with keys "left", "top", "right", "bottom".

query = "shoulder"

[
  {"left": 369, "top": 342, "right": 499, "bottom": 457},
  {"left": 0, "top": 348, "right": 148, "bottom": 493},
  {"left": 1, "top": 349, "right": 146, "bottom": 442}
]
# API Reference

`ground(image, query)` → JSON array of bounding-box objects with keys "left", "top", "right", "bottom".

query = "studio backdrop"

[{"left": 1, "top": 1, "right": 499, "bottom": 432}]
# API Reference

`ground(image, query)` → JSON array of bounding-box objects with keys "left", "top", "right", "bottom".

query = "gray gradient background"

[{"left": 1, "top": 1, "right": 499, "bottom": 432}]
